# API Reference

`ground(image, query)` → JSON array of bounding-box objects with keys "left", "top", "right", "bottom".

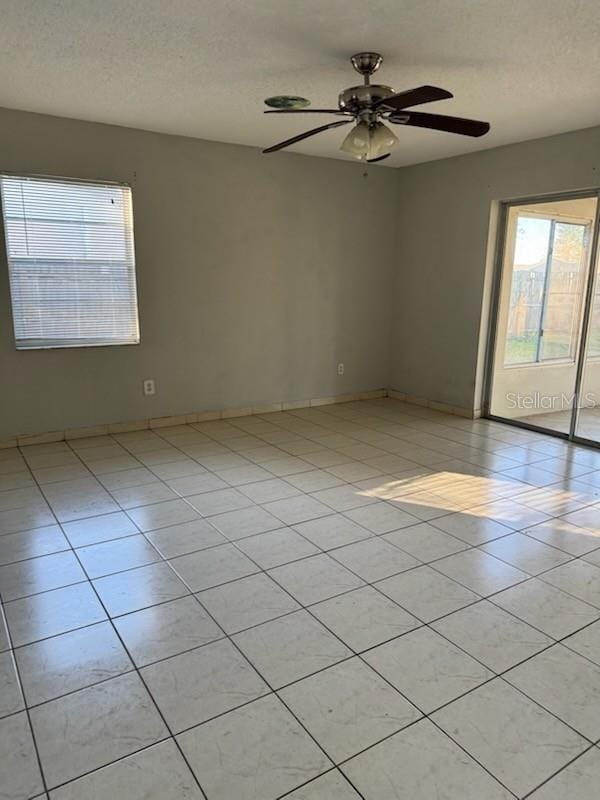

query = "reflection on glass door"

[{"left": 489, "top": 196, "right": 597, "bottom": 434}]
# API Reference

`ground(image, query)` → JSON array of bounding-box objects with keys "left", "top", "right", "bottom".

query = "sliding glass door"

[{"left": 487, "top": 194, "right": 598, "bottom": 437}]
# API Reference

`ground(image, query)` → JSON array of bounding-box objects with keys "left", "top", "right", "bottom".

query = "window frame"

[{"left": 0, "top": 171, "right": 141, "bottom": 351}]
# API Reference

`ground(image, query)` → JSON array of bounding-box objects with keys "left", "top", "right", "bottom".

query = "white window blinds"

[{"left": 0, "top": 175, "right": 140, "bottom": 349}]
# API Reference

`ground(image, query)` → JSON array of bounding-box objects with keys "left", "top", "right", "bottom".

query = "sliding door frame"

[
  {"left": 570, "top": 192, "right": 600, "bottom": 445},
  {"left": 483, "top": 188, "right": 600, "bottom": 445}
]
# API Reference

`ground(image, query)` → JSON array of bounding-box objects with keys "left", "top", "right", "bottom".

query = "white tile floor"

[{"left": 1, "top": 398, "right": 600, "bottom": 799}]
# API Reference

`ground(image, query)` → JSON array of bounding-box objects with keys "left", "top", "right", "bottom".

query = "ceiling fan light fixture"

[
  {"left": 340, "top": 121, "right": 398, "bottom": 160},
  {"left": 369, "top": 121, "right": 398, "bottom": 158},
  {"left": 340, "top": 121, "right": 370, "bottom": 159}
]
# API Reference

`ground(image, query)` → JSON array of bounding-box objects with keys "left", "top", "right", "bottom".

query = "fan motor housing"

[{"left": 338, "top": 84, "right": 395, "bottom": 113}]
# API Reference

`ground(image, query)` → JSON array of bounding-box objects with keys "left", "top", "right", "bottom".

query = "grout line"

[
  {"left": 0, "top": 583, "right": 50, "bottom": 796},
  {"left": 274, "top": 766, "right": 365, "bottom": 800},
  {"left": 519, "top": 742, "right": 599, "bottom": 798}
]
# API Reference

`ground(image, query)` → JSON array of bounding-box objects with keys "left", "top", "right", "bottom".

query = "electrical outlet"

[
  {"left": 337, "top": 363, "right": 345, "bottom": 375},
  {"left": 143, "top": 379, "right": 156, "bottom": 396}
]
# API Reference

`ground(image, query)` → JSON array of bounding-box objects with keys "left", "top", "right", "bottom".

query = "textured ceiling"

[{"left": 1, "top": 0, "right": 600, "bottom": 167}]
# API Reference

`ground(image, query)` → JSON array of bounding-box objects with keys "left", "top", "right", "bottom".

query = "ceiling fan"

[{"left": 263, "top": 52, "right": 490, "bottom": 163}]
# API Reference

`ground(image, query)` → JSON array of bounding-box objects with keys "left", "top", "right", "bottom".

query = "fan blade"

[
  {"left": 367, "top": 153, "right": 391, "bottom": 164},
  {"left": 263, "top": 120, "right": 352, "bottom": 153},
  {"left": 265, "top": 109, "right": 352, "bottom": 116},
  {"left": 376, "top": 85, "right": 453, "bottom": 111},
  {"left": 390, "top": 111, "right": 490, "bottom": 137}
]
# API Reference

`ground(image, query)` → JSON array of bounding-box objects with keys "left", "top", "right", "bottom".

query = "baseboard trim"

[
  {"left": 2, "top": 388, "right": 389, "bottom": 449},
  {"left": 387, "top": 388, "right": 479, "bottom": 419},
  {"left": 1, "top": 388, "right": 485, "bottom": 450}
]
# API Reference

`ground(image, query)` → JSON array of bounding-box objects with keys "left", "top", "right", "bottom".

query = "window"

[
  {"left": 0, "top": 175, "right": 139, "bottom": 349},
  {"left": 504, "top": 214, "right": 590, "bottom": 366}
]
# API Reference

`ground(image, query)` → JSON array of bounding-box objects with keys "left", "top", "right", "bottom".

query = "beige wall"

[
  {"left": 0, "top": 108, "right": 398, "bottom": 438},
  {"left": 392, "top": 125, "right": 600, "bottom": 414}
]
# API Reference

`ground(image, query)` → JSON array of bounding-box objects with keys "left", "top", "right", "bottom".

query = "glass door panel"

[
  {"left": 503, "top": 215, "right": 549, "bottom": 366},
  {"left": 575, "top": 241, "right": 600, "bottom": 443},
  {"left": 489, "top": 196, "right": 597, "bottom": 435},
  {"left": 539, "top": 222, "right": 589, "bottom": 361}
]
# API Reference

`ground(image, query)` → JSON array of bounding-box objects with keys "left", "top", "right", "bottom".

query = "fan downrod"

[
  {"left": 339, "top": 53, "right": 393, "bottom": 113},
  {"left": 350, "top": 52, "right": 383, "bottom": 84}
]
